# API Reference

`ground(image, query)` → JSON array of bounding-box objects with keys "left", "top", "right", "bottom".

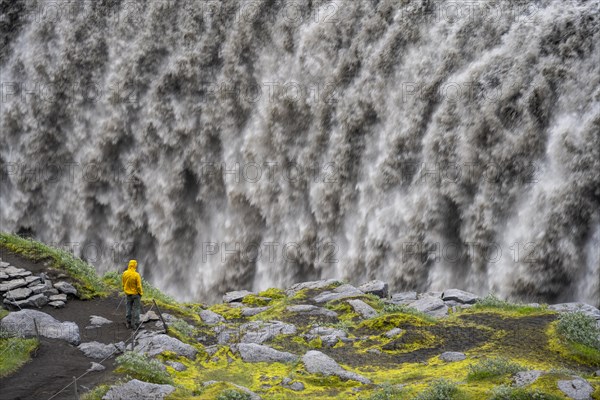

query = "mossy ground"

[{"left": 1, "top": 233, "right": 599, "bottom": 399}]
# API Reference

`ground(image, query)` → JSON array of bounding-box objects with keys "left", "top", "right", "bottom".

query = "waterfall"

[{"left": 1, "top": 0, "right": 598, "bottom": 305}]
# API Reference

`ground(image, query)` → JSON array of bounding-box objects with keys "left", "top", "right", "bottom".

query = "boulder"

[
  {"left": 135, "top": 333, "right": 197, "bottom": 360},
  {"left": 141, "top": 311, "right": 160, "bottom": 322},
  {"left": 358, "top": 280, "right": 389, "bottom": 298},
  {"left": 347, "top": 299, "right": 378, "bottom": 319},
  {"left": 442, "top": 289, "right": 480, "bottom": 304},
  {"left": 307, "top": 326, "right": 347, "bottom": 347},
  {"left": 4, "top": 293, "right": 49, "bottom": 309},
  {"left": 388, "top": 292, "right": 418, "bottom": 304},
  {"left": 0, "top": 278, "right": 27, "bottom": 292},
  {"left": 48, "top": 294, "right": 68, "bottom": 302},
  {"left": 384, "top": 328, "right": 403, "bottom": 338},
  {"left": 285, "top": 279, "right": 340, "bottom": 297},
  {"left": 440, "top": 352, "right": 466, "bottom": 362},
  {"left": 238, "top": 343, "right": 298, "bottom": 363},
  {"left": 4, "top": 287, "right": 33, "bottom": 300},
  {"left": 282, "top": 377, "right": 305, "bottom": 391},
  {"left": 514, "top": 370, "right": 544, "bottom": 387},
  {"left": 88, "top": 315, "right": 112, "bottom": 327},
  {"left": 78, "top": 341, "right": 124, "bottom": 359},
  {"left": 240, "top": 321, "right": 297, "bottom": 344},
  {"left": 54, "top": 281, "right": 78, "bottom": 296},
  {"left": 223, "top": 290, "right": 255, "bottom": 303},
  {"left": 302, "top": 350, "right": 371, "bottom": 384},
  {"left": 313, "top": 284, "right": 363, "bottom": 303},
  {"left": 241, "top": 306, "right": 271, "bottom": 317},
  {"left": 87, "top": 362, "right": 106, "bottom": 372},
  {"left": 24, "top": 275, "right": 41, "bottom": 285},
  {"left": 166, "top": 361, "right": 187, "bottom": 372},
  {"left": 29, "top": 281, "right": 53, "bottom": 294},
  {"left": 48, "top": 301, "right": 65, "bottom": 308},
  {"left": 557, "top": 378, "right": 593, "bottom": 400},
  {"left": 102, "top": 379, "right": 175, "bottom": 400},
  {"left": 0, "top": 309, "right": 80, "bottom": 345},
  {"left": 199, "top": 309, "right": 225, "bottom": 325},
  {"left": 549, "top": 303, "right": 600, "bottom": 320},
  {"left": 286, "top": 305, "right": 338, "bottom": 318},
  {"left": 408, "top": 297, "right": 449, "bottom": 318},
  {"left": 0, "top": 272, "right": 8, "bottom": 281}
]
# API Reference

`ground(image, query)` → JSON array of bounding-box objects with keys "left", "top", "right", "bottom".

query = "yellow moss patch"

[
  {"left": 258, "top": 288, "right": 286, "bottom": 300},
  {"left": 209, "top": 304, "right": 243, "bottom": 320},
  {"left": 358, "top": 312, "right": 436, "bottom": 332}
]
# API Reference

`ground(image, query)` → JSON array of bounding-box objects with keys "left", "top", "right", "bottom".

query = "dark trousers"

[{"left": 125, "top": 294, "right": 141, "bottom": 327}]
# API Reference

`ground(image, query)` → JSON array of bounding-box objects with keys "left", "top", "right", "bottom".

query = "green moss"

[
  {"left": 547, "top": 322, "right": 600, "bottom": 366},
  {"left": 80, "top": 384, "right": 111, "bottom": 400},
  {"left": 308, "top": 336, "right": 323, "bottom": 349},
  {"left": 469, "top": 294, "right": 549, "bottom": 316},
  {"left": 466, "top": 357, "right": 527, "bottom": 382},
  {"left": 0, "top": 309, "right": 8, "bottom": 320},
  {"left": 241, "top": 295, "right": 271, "bottom": 307},
  {"left": 0, "top": 337, "right": 39, "bottom": 377},
  {"left": 359, "top": 313, "right": 436, "bottom": 332},
  {"left": 209, "top": 303, "right": 243, "bottom": 320},
  {"left": 0, "top": 232, "right": 109, "bottom": 299},
  {"left": 258, "top": 288, "right": 286, "bottom": 300}
]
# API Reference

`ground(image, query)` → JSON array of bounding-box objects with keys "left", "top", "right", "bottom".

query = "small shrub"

[
  {"left": 170, "top": 319, "right": 195, "bottom": 337},
  {"left": 115, "top": 351, "right": 172, "bottom": 384},
  {"left": 556, "top": 311, "right": 600, "bottom": 350},
  {"left": 216, "top": 389, "right": 252, "bottom": 400},
  {"left": 489, "top": 385, "right": 563, "bottom": 400},
  {"left": 415, "top": 379, "right": 459, "bottom": 400},
  {"left": 467, "top": 358, "right": 526, "bottom": 381},
  {"left": 364, "top": 383, "right": 407, "bottom": 399}
]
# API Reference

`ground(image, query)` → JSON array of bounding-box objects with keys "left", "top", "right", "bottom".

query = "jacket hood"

[{"left": 128, "top": 259, "right": 137, "bottom": 269}]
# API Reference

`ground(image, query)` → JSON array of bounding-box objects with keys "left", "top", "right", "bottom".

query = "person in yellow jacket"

[{"left": 122, "top": 259, "right": 143, "bottom": 329}]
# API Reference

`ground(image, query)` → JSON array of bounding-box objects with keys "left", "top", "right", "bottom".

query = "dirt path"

[{"left": 0, "top": 250, "right": 159, "bottom": 400}]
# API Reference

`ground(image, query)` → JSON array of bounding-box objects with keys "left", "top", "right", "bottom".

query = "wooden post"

[
  {"left": 73, "top": 376, "right": 78, "bottom": 398},
  {"left": 33, "top": 318, "right": 40, "bottom": 341},
  {"left": 152, "top": 299, "right": 169, "bottom": 334}
]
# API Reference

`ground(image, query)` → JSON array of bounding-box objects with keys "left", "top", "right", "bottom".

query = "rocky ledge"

[{"left": 1, "top": 258, "right": 599, "bottom": 400}]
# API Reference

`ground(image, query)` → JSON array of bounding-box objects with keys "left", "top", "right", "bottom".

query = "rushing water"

[{"left": 1, "top": 0, "right": 598, "bottom": 305}]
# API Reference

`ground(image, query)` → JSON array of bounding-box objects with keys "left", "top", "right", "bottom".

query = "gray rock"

[
  {"left": 0, "top": 278, "right": 27, "bottom": 292},
  {"left": 240, "top": 320, "right": 297, "bottom": 344},
  {"left": 200, "top": 309, "right": 226, "bottom": 324},
  {"left": 166, "top": 360, "right": 187, "bottom": 371},
  {"left": 4, "top": 287, "right": 33, "bottom": 300},
  {"left": 54, "top": 281, "right": 78, "bottom": 296},
  {"left": 205, "top": 345, "right": 219, "bottom": 356},
  {"left": 141, "top": 310, "right": 160, "bottom": 322},
  {"left": 313, "top": 284, "right": 364, "bottom": 303},
  {"left": 384, "top": 328, "right": 403, "bottom": 338},
  {"left": 43, "top": 288, "right": 59, "bottom": 297},
  {"left": 358, "top": 280, "right": 389, "bottom": 298},
  {"left": 24, "top": 275, "right": 41, "bottom": 285},
  {"left": 215, "top": 326, "right": 238, "bottom": 345},
  {"left": 389, "top": 291, "right": 418, "bottom": 304},
  {"left": 307, "top": 326, "right": 347, "bottom": 347},
  {"left": 4, "top": 293, "right": 50, "bottom": 309},
  {"left": 135, "top": 333, "right": 198, "bottom": 359},
  {"left": 0, "top": 309, "right": 80, "bottom": 345},
  {"left": 557, "top": 378, "right": 593, "bottom": 400},
  {"left": 88, "top": 315, "right": 112, "bottom": 327},
  {"left": 242, "top": 306, "right": 271, "bottom": 317},
  {"left": 289, "top": 382, "right": 305, "bottom": 391},
  {"left": 49, "top": 294, "right": 68, "bottom": 302},
  {"left": 549, "top": 303, "right": 600, "bottom": 320},
  {"left": 347, "top": 299, "right": 378, "bottom": 319},
  {"left": 286, "top": 305, "right": 338, "bottom": 318},
  {"left": 102, "top": 379, "right": 175, "bottom": 400},
  {"left": 0, "top": 273, "right": 8, "bottom": 281},
  {"left": 0, "top": 261, "right": 9, "bottom": 267},
  {"left": 28, "top": 281, "right": 53, "bottom": 294},
  {"left": 408, "top": 297, "right": 449, "bottom": 317},
  {"left": 202, "top": 381, "right": 261, "bottom": 400},
  {"left": 302, "top": 350, "right": 371, "bottom": 384},
  {"left": 285, "top": 279, "right": 340, "bottom": 297},
  {"left": 514, "top": 370, "right": 544, "bottom": 387},
  {"left": 595, "top": 370, "right": 600, "bottom": 377},
  {"left": 442, "top": 289, "right": 480, "bottom": 304},
  {"left": 440, "top": 352, "right": 466, "bottom": 362},
  {"left": 87, "top": 362, "right": 106, "bottom": 372},
  {"left": 238, "top": 343, "right": 298, "bottom": 363},
  {"left": 48, "top": 301, "right": 65, "bottom": 308},
  {"left": 223, "top": 290, "right": 255, "bottom": 303},
  {"left": 78, "top": 341, "right": 124, "bottom": 359}
]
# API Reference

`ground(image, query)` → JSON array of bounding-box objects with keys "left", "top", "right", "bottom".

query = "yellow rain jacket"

[{"left": 122, "top": 260, "right": 143, "bottom": 296}]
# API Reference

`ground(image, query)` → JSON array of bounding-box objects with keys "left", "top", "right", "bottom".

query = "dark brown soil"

[{"left": 0, "top": 249, "right": 161, "bottom": 400}]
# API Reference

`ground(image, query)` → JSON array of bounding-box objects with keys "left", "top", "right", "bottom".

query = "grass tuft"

[
  {"left": 414, "top": 379, "right": 461, "bottom": 400},
  {"left": 467, "top": 357, "right": 527, "bottom": 382},
  {"left": 556, "top": 311, "right": 600, "bottom": 350},
  {"left": 488, "top": 384, "right": 563, "bottom": 400},
  {"left": 0, "top": 335, "right": 39, "bottom": 377},
  {"left": 115, "top": 351, "right": 173, "bottom": 384}
]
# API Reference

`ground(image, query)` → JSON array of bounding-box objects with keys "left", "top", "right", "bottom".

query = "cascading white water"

[{"left": 1, "top": 0, "right": 598, "bottom": 305}]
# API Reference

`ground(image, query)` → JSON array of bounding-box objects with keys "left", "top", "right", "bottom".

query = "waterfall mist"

[{"left": 1, "top": 0, "right": 598, "bottom": 305}]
